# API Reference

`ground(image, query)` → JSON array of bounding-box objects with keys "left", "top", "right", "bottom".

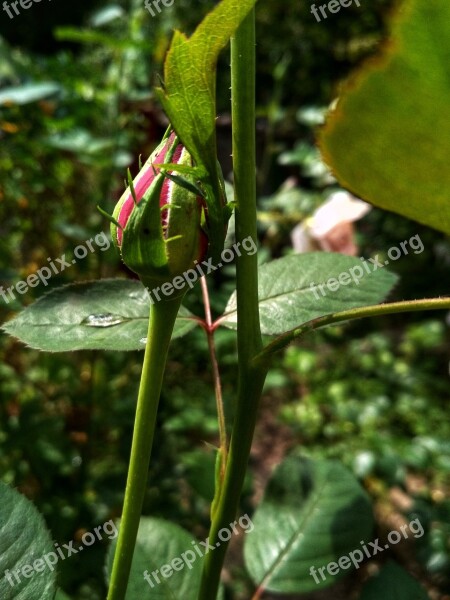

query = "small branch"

[
  {"left": 251, "top": 585, "right": 265, "bottom": 600},
  {"left": 253, "top": 296, "right": 450, "bottom": 366}
]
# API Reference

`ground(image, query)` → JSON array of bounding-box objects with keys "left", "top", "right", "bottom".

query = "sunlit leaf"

[
  {"left": 320, "top": 0, "right": 450, "bottom": 234},
  {"left": 156, "top": 0, "right": 258, "bottom": 173},
  {"left": 220, "top": 253, "right": 398, "bottom": 335},
  {"left": 156, "top": 0, "right": 258, "bottom": 263}
]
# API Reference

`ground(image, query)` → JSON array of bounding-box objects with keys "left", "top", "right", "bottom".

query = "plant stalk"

[
  {"left": 107, "top": 294, "right": 183, "bottom": 600},
  {"left": 253, "top": 296, "right": 450, "bottom": 365},
  {"left": 198, "top": 9, "right": 268, "bottom": 599}
]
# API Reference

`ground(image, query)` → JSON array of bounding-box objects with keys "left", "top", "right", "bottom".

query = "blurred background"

[{"left": 0, "top": 0, "right": 449, "bottom": 598}]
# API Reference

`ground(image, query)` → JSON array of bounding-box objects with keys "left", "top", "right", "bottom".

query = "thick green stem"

[
  {"left": 198, "top": 10, "right": 268, "bottom": 599},
  {"left": 107, "top": 294, "right": 183, "bottom": 600}
]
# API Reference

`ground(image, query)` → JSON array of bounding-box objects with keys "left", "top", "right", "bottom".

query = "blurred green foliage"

[{"left": 280, "top": 320, "right": 450, "bottom": 479}]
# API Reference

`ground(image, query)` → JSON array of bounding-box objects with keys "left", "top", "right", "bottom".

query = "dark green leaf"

[
  {"left": 2, "top": 279, "right": 197, "bottom": 352},
  {"left": 54, "top": 591, "right": 71, "bottom": 600},
  {"left": 221, "top": 253, "right": 398, "bottom": 335},
  {"left": 244, "top": 456, "right": 374, "bottom": 594},
  {"left": 0, "top": 482, "right": 56, "bottom": 600},
  {"left": 359, "top": 561, "right": 428, "bottom": 600},
  {"left": 106, "top": 517, "right": 224, "bottom": 600}
]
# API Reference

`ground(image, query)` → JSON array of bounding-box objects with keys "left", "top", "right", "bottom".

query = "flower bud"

[{"left": 111, "top": 132, "right": 208, "bottom": 285}]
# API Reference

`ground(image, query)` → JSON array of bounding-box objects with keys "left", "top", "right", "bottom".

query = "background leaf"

[
  {"left": 220, "top": 253, "right": 398, "bottom": 335},
  {"left": 0, "top": 482, "right": 56, "bottom": 600},
  {"left": 359, "top": 560, "right": 428, "bottom": 600},
  {"left": 244, "top": 456, "right": 374, "bottom": 594},
  {"left": 0, "top": 83, "right": 61, "bottom": 105},
  {"left": 105, "top": 517, "right": 224, "bottom": 600},
  {"left": 319, "top": 0, "right": 450, "bottom": 235},
  {"left": 2, "top": 279, "right": 197, "bottom": 352},
  {"left": 54, "top": 591, "right": 71, "bottom": 600}
]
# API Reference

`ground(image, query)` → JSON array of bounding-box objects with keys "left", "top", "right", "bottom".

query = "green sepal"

[
  {"left": 163, "top": 148, "right": 206, "bottom": 276},
  {"left": 127, "top": 168, "right": 138, "bottom": 205},
  {"left": 161, "top": 169, "right": 206, "bottom": 198},
  {"left": 97, "top": 204, "right": 123, "bottom": 230},
  {"left": 160, "top": 159, "right": 228, "bottom": 262},
  {"left": 157, "top": 163, "right": 207, "bottom": 178},
  {"left": 222, "top": 200, "right": 235, "bottom": 223},
  {"left": 120, "top": 172, "right": 169, "bottom": 280},
  {"left": 117, "top": 133, "right": 181, "bottom": 283}
]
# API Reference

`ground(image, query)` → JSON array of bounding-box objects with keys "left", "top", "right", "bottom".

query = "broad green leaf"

[
  {"left": 0, "top": 482, "right": 56, "bottom": 600},
  {"left": 156, "top": 0, "right": 257, "bottom": 174},
  {"left": 2, "top": 279, "right": 197, "bottom": 352},
  {"left": 220, "top": 253, "right": 398, "bottom": 335},
  {"left": 244, "top": 456, "right": 374, "bottom": 594},
  {"left": 319, "top": 0, "right": 450, "bottom": 235},
  {"left": 359, "top": 561, "right": 428, "bottom": 600},
  {"left": 106, "top": 517, "right": 224, "bottom": 600}
]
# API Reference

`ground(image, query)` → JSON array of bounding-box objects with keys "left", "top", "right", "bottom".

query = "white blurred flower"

[{"left": 291, "top": 191, "right": 371, "bottom": 256}]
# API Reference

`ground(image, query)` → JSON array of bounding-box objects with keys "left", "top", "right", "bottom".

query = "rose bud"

[{"left": 110, "top": 131, "right": 208, "bottom": 286}]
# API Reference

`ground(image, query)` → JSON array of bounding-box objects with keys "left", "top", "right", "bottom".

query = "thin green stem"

[
  {"left": 107, "top": 294, "right": 183, "bottom": 600},
  {"left": 198, "top": 10, "right": 268, "bottom": 599},
  {"left": 201, "top": 276, "right": 228, "bottom": 473},
  {"left": 254, "top": 296, "right": 450, "bottom": 365}
]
